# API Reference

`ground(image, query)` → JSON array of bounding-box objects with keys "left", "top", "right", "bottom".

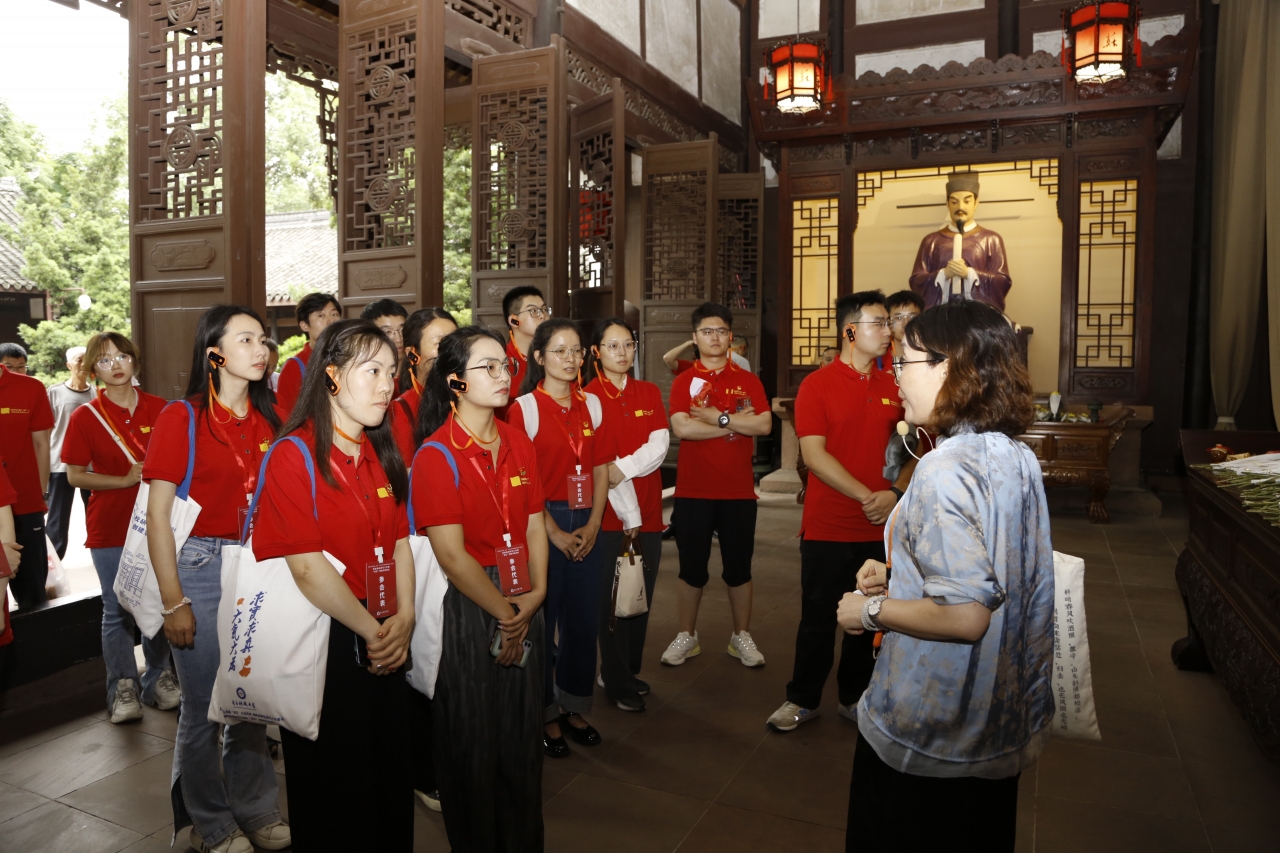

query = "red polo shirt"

[
  {"left": 61, "top": 391, "right": 167, "bottom": 549},
  {"left": 794, "top": 358, "right": 903, "bottom": 542},
  {"left": 0, "top": 366, "right": 55, "bottom": 515},
  {"left": 252, "top": 427, "right": 408, "bottom": 600},
  {"left": 275, "top": 341, "right": 312, "bottom": 415},
  {"left": 0, "top": 456, "right": 13, "bottom": 646},
  {"left": 668, "top": 360, "right": 766, "bottom": 501},
  {"left": 389, "top": 386, "right": 421, "bottom": 466},
  {"left": 672, "top": 359, "right": 694, "bottom": 375},
  {"left": 505, "top": 387, "right": 598, "bottom": 502},
  {"left": 410, "top": 416, "right": 543, "bottom": 567},
  {"left": 585, "top": 376, "right": 666, "bottom": 532},
  {"left": 142, "top": 399, "right": 274, "bottom": 540},
  {"left": 505, "top": 335, "right": 528, "bottom": 379}
]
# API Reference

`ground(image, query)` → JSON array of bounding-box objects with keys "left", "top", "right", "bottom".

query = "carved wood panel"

[
  {"left": 716, "top": 173, "right": 764, "bottom": 373},
  {"left": 569, "top": 85, "right": 626, "bottom": 322},
  {"left": 470, "top": 48, "right": 566, "bottom": 329}
]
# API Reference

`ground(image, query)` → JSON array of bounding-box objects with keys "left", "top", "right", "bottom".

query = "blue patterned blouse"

[{"left": 857, "top": 429, "right": 1055, "bottom": 779}]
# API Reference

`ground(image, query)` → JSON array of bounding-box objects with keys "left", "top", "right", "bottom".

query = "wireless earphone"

[
  {"left": 448, "top": 376, "right": 469, "bottom": 393},
  {"left": 896, "top": 420, "right": 936, "bottom": 462},
  {"left": 845, "top": 327, "right": 855, "bottom": 343},
  {"left": 207, "top": 350, "right": 226, "bottom": 368},
  {"left": 406, "top": 348, "right": 420, "bottom": 366},
  {"left": 324, "top": 367, "right": 340, "bottom": 396}
]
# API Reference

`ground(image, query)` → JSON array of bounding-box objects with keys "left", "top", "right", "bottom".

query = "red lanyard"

[
  {"left": 95, "top": 395, "right": 148, "bottom": 461},
  {"left": 468, "top": 452, "right": 516, "bottom": 546},
  {"left": 331, "top": 454, "right": 385, "bottom": 561},
  {"left": 537, "top": 383, "right": 587, "bottom": 466},
  {"left": 207, "top": 407, "right": 258, "bottom": 502}
]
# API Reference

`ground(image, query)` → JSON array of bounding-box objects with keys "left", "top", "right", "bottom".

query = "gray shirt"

[{"left": 47, "top": 382, "right": 95, "bottom": 473}]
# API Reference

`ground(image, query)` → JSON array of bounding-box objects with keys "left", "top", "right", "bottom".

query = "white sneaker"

[
  {"left": 727, "top": 631, "right": 765, "bottom": 667},
  {"left": 767, "top": 701, "right": 817, "bottom": 732},
  {"left": 838, "top": 702, "right": 857, "bottom": 723},
  {"left": 415, "top": 789, "right": 442, "bottom": 812},
  {"left": 246, "top": 821, "right": 291, "bottom": 850},
  {"left": 148, "top": 670, "right": 181, "bottom": 711},
  {"left": 109, "top": 679, "right": 143, "bottom": 724},
  {"left": 188, "top": 827, "right": 253, "bottom": 853},
  {"left": 660, "top": 632, "right": 700, "bottom": 665}
]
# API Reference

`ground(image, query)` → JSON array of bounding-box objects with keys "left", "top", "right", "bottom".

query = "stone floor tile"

[
  {"left": 544, "top": 775, "right": 709, "bottom": 853},
  {"left": 1033, "top": 795, "right": 1210, "bottom": 853},
  {"left": 1035, "top": 740, "right": 1198, "bottom": 820},
  {"left": 0, "top": 721, "right": 172, "bottom": 800},
  {"left": 0, "top": 780, "right": 48, "bottom": 825},
  {"left": 676, "top": 803, "right": 844, "bottom": 853},
  {"left": 715, "top": 741, "right": 850, "bottom": 830},
  {"left": 0, "top": 800, "right": 143, "bottom": 853},
  {"left": 57, "top": 750, "right": 174, "bottom": 837}
]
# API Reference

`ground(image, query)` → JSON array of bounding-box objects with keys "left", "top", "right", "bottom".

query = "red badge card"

[
  {"left": 496, "top": 544, "right": 531, "bottom": 596},
  {"left": 567, "top": 471, "right": 593, "bottom": 510},
  {"left": 366, "top": 560, "right": 397, "bottom": 618}
]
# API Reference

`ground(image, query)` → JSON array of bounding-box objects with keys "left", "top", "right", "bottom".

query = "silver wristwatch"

[
  {"left": 717, "top": 411, "right": 731, "bottom": 429},
  {"left": 861, "top": 594, "right": 888, "bottom": 632}
]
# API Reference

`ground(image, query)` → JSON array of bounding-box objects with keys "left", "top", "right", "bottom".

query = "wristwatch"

[
  {"left": 717, "top": 411, "right": 731, "bottom": 429},
  {"left": 861, "top": 594, "right": 888, "bottom": 632},
  {"left": 889, "top": 486, "right": 904, "bottom": 500}
]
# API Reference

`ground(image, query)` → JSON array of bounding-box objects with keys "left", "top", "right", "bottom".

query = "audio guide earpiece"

[
  {"left": 448, "top": 376, "right": 469, "bottom": 393},
  {"left": 324, "top": 368, "right": 340, "bottom": 396},
  {"left": 207, "top": 350, "right": 226, "bottom": 368}
]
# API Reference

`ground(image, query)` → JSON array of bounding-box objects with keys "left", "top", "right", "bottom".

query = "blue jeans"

[
  {"left": 90, "top": 547, "right": 173, "bottom": 707},
  {"left": 169, "top": 536, "right": 281, "bottom": 846},
  {"left": 543, "top": 502, "right": 602, "bottom": 721}
]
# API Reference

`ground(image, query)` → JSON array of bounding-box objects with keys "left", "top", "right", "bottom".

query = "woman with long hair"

[
  {"left": 252, "top": 320, "right": 415, "bottom": 850},
  {"left": 411, "top": 326, "right": 548, "bottom": 852},
  {"left": 837, "top": 300, "right": 1054, "bottom": 852},
  {"left": 581, "top": 318, "right": 669, "bottom": 712},
  {"left": 142, "top": 305, "right": 288, "bottom": 853},
  {"left": 61, "top": 332, "right": 177, "bottom": 723},
  {"left": 391, "top": 307, "right": 457, "bottom": 464},
  {"left": 506, "top": 317, "right": 608, "bottom": 755}
]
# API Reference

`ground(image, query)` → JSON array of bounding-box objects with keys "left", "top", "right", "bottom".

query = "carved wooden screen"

[
  {"left": 639, "top": 138, "right": 718, "bottom": 405},
  {"left": 338, "top": 0, "right": 444, "bottom": 317},
  {"left": 568, "top": 83, "right": 626, "bottom": 322},
  {"left": 716, "top": 173, "right": 764, "bottom": 375},
  {"left": 128, "top": 0, "right": 266, "bottom": 398},
  {"left": 471, "top": 48, "right": 566, "bottom": 331}
]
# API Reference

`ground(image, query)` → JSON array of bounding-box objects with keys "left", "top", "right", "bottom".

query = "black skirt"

[{"left": 279, "top": 617, "right": 414, "bottom": 852}]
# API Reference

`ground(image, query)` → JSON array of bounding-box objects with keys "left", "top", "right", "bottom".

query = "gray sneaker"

[
  {"left": 767, "top": 701, "right": 817, "bottom": 732},
  {"left": 109, "top": 679, "right": 143, "bottom": 724},
  {"left": 148, "top": 670, "right": 181, "bottom": 711},
  {"left": 837, "top": 702, "right": 857, "bottom": 723}
]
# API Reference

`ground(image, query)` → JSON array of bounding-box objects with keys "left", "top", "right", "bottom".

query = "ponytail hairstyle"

[
  {"left": 415, "top": 326, "right": 506, "bottom": 446},
  {"left": 277, "top": 319, "right": 408, "bottom": 501},
  {"left": 184, "top": 304, "right": 281, "bottom": 437},
  {"left": 399, "top": 307, "right": 457, "bottom": 394},
  {"left": 517, "top": 317, "right": 581, "bottom": 397},
  {"left": 580, "top": 316, "right": 634, "bottom": 386}
]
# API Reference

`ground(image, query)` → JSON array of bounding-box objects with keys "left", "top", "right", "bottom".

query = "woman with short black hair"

[{"left": 838, "top": 300, "right": 1053, "bottom": 852}]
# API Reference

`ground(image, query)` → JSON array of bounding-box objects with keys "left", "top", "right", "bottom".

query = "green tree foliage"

[
  {"left": 0, "top": 102, "right": 43, "bottom": 181},
  {"left": 443, "top": 145, "right": 472, "bottom": 325},
  {"left": 7, "top": 99, "right": 131, "bottom": 383},
  {"left": 278, "top": 333, "right": 307, "bottom": 363},
  {"left": 265, "top": 74, "right": 334, "bottom": 216}
]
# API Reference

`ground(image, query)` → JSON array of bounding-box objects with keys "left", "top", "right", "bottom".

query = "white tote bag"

[
  {"left": 404, "top": 441, "right": 458, "bottom": 699},
  {"left": 1050, "top": 551, "right": 1101, "bottom": 741},
  {"left": 113, "top": 400, "right": 202, "bottom": 640},
  {"left": 208, "top": 436, "right": 340, "bottom": 740},
  {"left": 612, "top": 536, "right": 648, "bottom": 620}
]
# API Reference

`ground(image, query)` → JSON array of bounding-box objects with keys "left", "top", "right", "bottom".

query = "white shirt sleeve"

[
  {"left": 607, "top": 479, "right": 643, "bottom": 530},
  {"left": 613, "top": 428, "right": 670, "bottom": 482}
]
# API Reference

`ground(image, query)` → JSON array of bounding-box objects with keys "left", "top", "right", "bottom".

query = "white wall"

[
  {"left": 568, "top": 0, "right": 642, "bottom": 55},
  {"left": 758, "top": 0, "right": 820, "bottom": 39},
  {"left": 855, "top": 0, "right": 983, "bottom": 26},
  {"left": 701, "top": 0, "right": 742, "bottom": 123},
  {"left": 647, "top": 0, "right": 701, "bottom": 96},
  {"left": 1032, "top": 13, "right": 1185, "bottom": 56},
  {"left": 855, "top": 39, "right": 986, "bottom": 78}
]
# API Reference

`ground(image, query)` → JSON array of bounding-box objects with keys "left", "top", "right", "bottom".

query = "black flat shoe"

[
  {"left": 560, "top": 713, "right": 602, "bottom": 746},
  {"left": 636, "top": 679, "right": 650, "bottom": 696},
  {"left": 543, "top": 734, "right": 570, "bottom": 758}
]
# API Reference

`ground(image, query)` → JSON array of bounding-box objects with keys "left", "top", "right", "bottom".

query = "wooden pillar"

[
  {"left": 338, "top": 0, "right": 445, "bottom": 316},
  {"left": 129, "top": 0, "right": 267, "bottom": 398}
]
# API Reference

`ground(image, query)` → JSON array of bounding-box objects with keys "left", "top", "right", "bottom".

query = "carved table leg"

[
  {"left": 1171, "top": 549, "right": 1214, "bottom": 672},
  {"left": 1087, "top": 470, "right": 1111, "bottom": 524}
]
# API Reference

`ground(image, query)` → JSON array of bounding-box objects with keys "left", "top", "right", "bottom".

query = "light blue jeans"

[
  {"left": 90, "top": 547, "right": 173, "bottom": 707},
  {"left": 169, "top": 536, "right": 282, "bottom": 846}
]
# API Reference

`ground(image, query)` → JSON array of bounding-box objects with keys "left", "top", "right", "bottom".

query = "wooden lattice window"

[
  {"left": 137, "top": 0, "right": 225, "bottom": 220},
  {"left": 643, "top": 170, "right": 709, "bottom": 301},
  {"left": 791, "top": 197, "right": 839, "bottom": 366},
  {"left": 344, "top": 20, "right": 417, "bottom": 252},
  {"left": 575, "top": 129, "right": 615, "bottom": 290},
  {"left": 446, "top": 0, "right": 529, "bottom": 46},
  {"left": 476, "top": 88, "right": 551, "bottom": 270},
  {"left": 718, "top": 197, "right": 760, "bottom": 310},
  {"left": 1076, "top": 179, "right": 1137, "bottom": 369}
]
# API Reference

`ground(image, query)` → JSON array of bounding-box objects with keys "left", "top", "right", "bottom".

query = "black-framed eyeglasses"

[
  {"left": 891, "top": 356, "right": 943, "bottom": 381},
  {"left": 515, "top": 305, "right": 552, "bottom": 320},
  {"left": 464, "top": 357, "right": 520, "bottom": 379},
  {"left": 850, "top": 320, "right": 891, "bottom": 330}
]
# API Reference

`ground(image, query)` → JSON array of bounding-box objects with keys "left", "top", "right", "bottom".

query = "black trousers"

[
  {"left": 45, "top": 472, "right": 89, "bottom": 560},
  {"left": 596, "top": 530, "right": 662, "bottom": 704},
  {"left": 10, "top": 513, "right": 48, "bottom": 609},
  {"left": 849, "top": 731, "right": 1019, "bottom": 852},
  {"left": 434, "top": 568, "right": 545, "bottom": 853},
  {"left": 409, "top": 688, "right": 437, "bottom": 794},
  {"left": 279, "top": 619, "right": 414, "bottom": 852},
  {"left": 785, "top": 538, "right": 884, "bottom": 710},
  {"left": 674, "top": 498, "right": 757, "bottom": 588}
]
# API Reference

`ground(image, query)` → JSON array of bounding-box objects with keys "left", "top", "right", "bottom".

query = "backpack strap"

[
  {"left": 242, "top": 435, "right": 317, "bottom": 544},
  {"left": 407, "top": 440, "right": 460, "bottom": 532},
  {"left": 584, "top": 392, "right": 603, "bottom": 430},
  {"left": 515, "top": 393, "right": 538, "bottom": 440}
]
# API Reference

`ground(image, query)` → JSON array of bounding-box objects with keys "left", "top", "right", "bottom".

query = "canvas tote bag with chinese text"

[{"left": 1051, "top": 551, "right": 1101, "bottom": 740}]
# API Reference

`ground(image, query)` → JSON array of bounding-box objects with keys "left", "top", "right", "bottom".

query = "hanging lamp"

[
  {"left": 763, "top": 0, "right": 828, "bottom": 114},
  {"left": 1062, "top": 1, "right": 1142, "bottom": 84}
]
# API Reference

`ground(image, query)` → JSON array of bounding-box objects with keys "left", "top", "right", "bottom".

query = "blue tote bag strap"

[
  {"left": 287, "top": 356, "right": 306, "bottom": 377},
  {"left": 241, "top": 435, "right": 317, "bottom": 544},
  {"left": 406, "top": 440, "right": 459, "bottom": 532},
  {"left": 156, "top": 399, "right": 200, "bottom": 502}
]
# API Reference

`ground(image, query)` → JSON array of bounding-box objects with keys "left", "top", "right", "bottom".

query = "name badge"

[
  {"left": 495, "top": 543, "right": 531, "bottom": 596},
  {"left": 366, "top": 560, "right": 397, "bottom": 618},
  {"left": 567, "top": 465, "right": 592, "bottom": 510},
  {"left": 237, "top": 502, "right": 260, "bottom": 539}
]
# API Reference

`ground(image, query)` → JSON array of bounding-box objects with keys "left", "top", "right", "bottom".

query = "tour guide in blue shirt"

[{"left": 837, "top": 301, "right": 1054, "bottom": 853}]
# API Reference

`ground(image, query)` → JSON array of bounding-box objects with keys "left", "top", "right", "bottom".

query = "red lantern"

[
  {"left": 1063, "top": 1, "right": 1141, "bottom": 84},
  {"left": 765, "top": 39, "right": 827, "bottom": 115}
]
